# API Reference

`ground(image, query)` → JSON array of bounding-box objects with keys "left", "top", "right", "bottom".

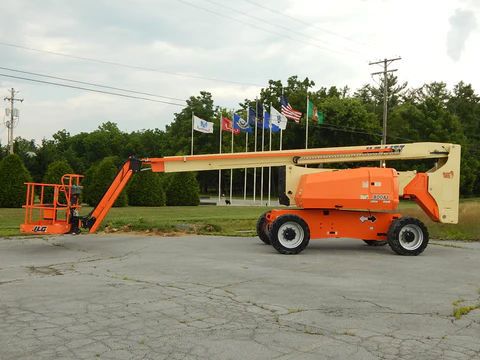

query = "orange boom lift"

[{"left": 21, "top": 142, "right": 461, "bottom": 256}]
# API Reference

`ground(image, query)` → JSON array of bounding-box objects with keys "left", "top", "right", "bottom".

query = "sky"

[{"left": 0, "top": 0, "right": 479, "bottom": 143}]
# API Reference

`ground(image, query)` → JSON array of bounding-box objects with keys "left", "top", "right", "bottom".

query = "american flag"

[{"left": 280, "top": 95, "right": 302, "bottom": 123}]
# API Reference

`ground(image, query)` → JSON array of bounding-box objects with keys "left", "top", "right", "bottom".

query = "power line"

[
  {"left": 320, "top": 122, "right": 416, "bottom": 142},
  {"left": 0, "top": 66, "right": 186, "bottom": 102},
  {"left": 0, "top": 41, "right": 264, "bottom": 88},
  {"left": 204, "top": 0, "right": 365, "bottom": 57},
  {"left": 176, "top": 0, "right": 354, "bottom": 57},
  {"left": 242, "top": 0, "right": 375, "bottom": 52},
  {"left": 0, "top": 73, "right": 186, "bottom": 106}
]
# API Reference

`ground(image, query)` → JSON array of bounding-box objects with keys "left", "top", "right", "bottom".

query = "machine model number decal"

[
  {"left": 372, "top": 194, "right": 389, "bottom": 201},
  {"left": 33, "top": 226, "right": 47, "bottom": 232}
]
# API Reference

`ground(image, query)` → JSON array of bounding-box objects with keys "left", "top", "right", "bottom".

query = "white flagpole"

[
  {"left": 253, "top": 99, "right": 258, "bottom": 205},
  {"left": 243, "top": 131, "right": 248, "bottom": 201},
  {"left": 230, "top": 112, "right": 234, "bottom": 205},
  {"left": 306, "top": 92, "right": 309, "bottom": 149},
  {"left": 260, "top": 105, "right": 265, "bottom": 205},
  {"left": 268, "top": 103, "right": 272, "bottom": 207},
  {"left": 218, "top": 113, "right": 222, "bottom": 204},
  {"left": 280, "top": 88, "right": 284, "bottom": 152},
  {"left": 191, "top": 111, "right": 194, "bottom": 155},
  {"left": 280, "top": 129, "right": 283, "bottom": 151}
]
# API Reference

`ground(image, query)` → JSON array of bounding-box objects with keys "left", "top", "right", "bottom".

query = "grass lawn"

[{"left": 1, "top": 200, "right": 479, "bottom": 240}]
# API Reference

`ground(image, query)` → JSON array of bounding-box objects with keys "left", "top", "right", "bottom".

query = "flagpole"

[
  {"left": 253, "top": 99, "right": 258, "bottom": 205},
  {"left": 191, "top": 111, "right": 194, "bottom": 155},
  {"left": 268, "top": 103, "right": 272, "bottom": 207},
  {"left": 243, "top": 131, "right": 248, "bottom": 201},
  {"left": 230, "top": 111, "right": 234, "bottom": 205},
  {"left": 305, "top": 91, "right": 309, "bottom": 149},
  {"left": 261, "top": 104, "right": 265, "bottom": 205},
  {"left": 218, "top": 112, "right": 222, "bottom": 204},
  {"left": 280, "top": 88, "right": 284, "bottom": 151}
]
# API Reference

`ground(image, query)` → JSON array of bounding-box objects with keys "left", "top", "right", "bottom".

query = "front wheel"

[
  {"left": 387, "top": 217, "right": 429, "bottom": 256},
  {"left": 270, "top": 215, "right": 310, "bottom": 254}
]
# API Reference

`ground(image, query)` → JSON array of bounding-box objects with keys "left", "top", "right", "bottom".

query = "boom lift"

[{"left": 21, "top": 142, "right": 461, "bottom": 256}]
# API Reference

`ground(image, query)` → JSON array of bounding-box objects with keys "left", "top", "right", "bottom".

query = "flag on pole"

[
  {"left": 222, "top": 117, "right": 240, "bottom": 134},
  {"left": 252, "top": 103, "right": 264, "bottom": 128},
  {"left": 193, "top": 115, "right": 214, "bottom": 133},
  {"left": 256, "top": 102, "right": 264, "bottom": 121},
  {"left": 270, "top": 106, "right": 288, "bottom": 130},
  {"left": 233, "top": 114, "right": 252, "bottom": 133},
  {"left": 263, "top": 112, "right": 280, "bottom": 132},
  {"left": 248, "top": 107, "right": 257, "bottom": 126},
  {"left": 307, "top": 99, "right": 325, "bottom": 124},
  {"left": 281, "top": 95, "right": 302, "bottom": 122}
]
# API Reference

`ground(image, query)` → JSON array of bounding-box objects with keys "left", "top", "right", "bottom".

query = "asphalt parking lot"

[{"left": 0, "top": 234, "right": 479, "bottom": 360}]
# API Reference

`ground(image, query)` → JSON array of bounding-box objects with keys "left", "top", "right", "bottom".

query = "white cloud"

[{"left": 447, "top": 8, "right": 477, "bottom": 61}]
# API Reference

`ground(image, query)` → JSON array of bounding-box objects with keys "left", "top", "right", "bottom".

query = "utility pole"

[
  {"left": 4, "top": 88, "right": 23, "bottom": 154},
  {"left": 369, "top": 57, "right": 401, "bottom": 166}
]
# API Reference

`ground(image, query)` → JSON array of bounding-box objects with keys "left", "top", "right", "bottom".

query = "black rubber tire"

[
  {"left": 387, "top": 217, "right": 429, "bottom": 256},
  {"left": 270, "top": 215, "right": 310, "bottom": 255},
  {"left": 363, "top": 240, "right": 388, "bottom": 246},
  {"left": 256, "top": 212, "right": 271, "bottom": 245}
]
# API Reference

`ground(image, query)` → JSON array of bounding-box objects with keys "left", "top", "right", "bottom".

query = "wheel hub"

[
  {"left": 403, "top": 230, "right": 415, "bottom": 243},
  {"left": 283, "top": 227, "right": 296, "bottom": 241}
]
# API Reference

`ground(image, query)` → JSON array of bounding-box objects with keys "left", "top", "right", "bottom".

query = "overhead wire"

[
  {"left": 242, "top": 0, "right": 377, "bottom": 52},
  {"left": 0, "top": 73, "right": 186, "bottom": 106},
  {"left": 204, "top": 0, "right": 367, "bottom": 57},
  {"left": 0, "top": 41, "right": 264, "bottom": 88},
  {"left": 319, "top": 121, "right": 416, "bottom": 142},
  {"left": 176, "top": 0, "right": 354, "bottom": 57},
  {"left": 0, "top": 66, "right": 186, "bottom": 102}
]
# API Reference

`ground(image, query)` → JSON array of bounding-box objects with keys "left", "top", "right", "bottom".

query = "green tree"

[
  {"left": 165, "top": 172, "right": 200, "bottom": 206},
  {"left": 0, "top": 154, "right": 32, "bottom": 208},
  {"left": 83, "top": 157, "right": 128, "bottom": 207},
  {"left": 127, "top": 171, "right": 166, "bottom": 206},
  {"left": 42, "top": 160, "right": 74, "bottom": 204}
]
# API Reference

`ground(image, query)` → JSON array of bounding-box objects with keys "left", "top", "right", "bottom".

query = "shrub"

[
  {"left": 165, "top": 172, "right": 200, "bottom": 206},
  {"left": 0, "top": 154, "right": 32, "bottom": 207},
  {"left": 83, "top": 157, "right": 128, "bottom": 207},
  {"left": 42, "top": 160, "right": 74, "bottom": 204},
  {"left": 127, "top": 171, "right": 166, "bottom": 206}
]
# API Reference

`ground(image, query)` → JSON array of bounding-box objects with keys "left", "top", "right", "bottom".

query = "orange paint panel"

[
  {"left": 20, "top": 222, "right": 71, "bottom": 234},
  {"left": 266, "top": 209, "right": 399, "bottom": 240},
  {"left": 295, "top": 167, "right": 399, "bottom": 211},
  {"left": 403, "top": 173, "right": 440, "bottom": 222},
  {"left": 149, "top": 160, "right": 165, "bottom": 173}
]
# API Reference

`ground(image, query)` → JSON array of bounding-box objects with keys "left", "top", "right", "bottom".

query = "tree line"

[{"left": 0, "top": 75, "right": 478, "bottom": 208}]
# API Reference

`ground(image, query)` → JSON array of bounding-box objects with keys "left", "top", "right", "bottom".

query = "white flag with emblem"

[
  {"left": 270, "top": 106, "right": 288, "bottom": 130},
  {"left": 193, "top": 116, "right": 214, "bottom": 133}
]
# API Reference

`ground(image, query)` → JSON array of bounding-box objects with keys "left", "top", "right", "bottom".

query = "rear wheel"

[
  {"left": 363, "top": 240, "right": 387, "bottom": 246},
  {"left": 270, "top": 215, "right": 310, "bottom": 254},
  {"left": 256, "top": 212, "right": 271, "bottom": 245},
  {"left": 387, "top": 217, "right": 429, "bottom": 256}
]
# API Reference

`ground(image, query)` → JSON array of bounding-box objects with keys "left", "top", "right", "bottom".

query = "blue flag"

[
  {"left": 248, "top": 107, "right": 257, "bottom": 127},
  {"left": 263, "top": 111, "right": 280, "bottom": 133},
  {"left": 256, "top": 102, "right": 264, "bottom": 121},
  {"left": 233, "top": 113, "right": 252, "bottom": 133}
]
